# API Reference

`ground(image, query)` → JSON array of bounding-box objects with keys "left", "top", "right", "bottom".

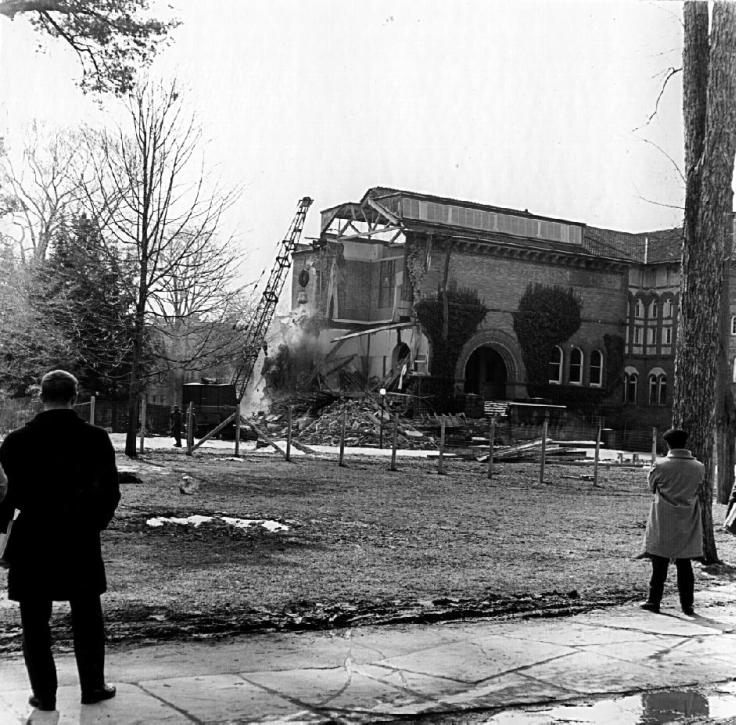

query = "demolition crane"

[
  {"left": 187, "top": 196, "right": 313, "bottom": 453},
  {"left": 232, "top": 195, "right": 313, "bottom": 400}
]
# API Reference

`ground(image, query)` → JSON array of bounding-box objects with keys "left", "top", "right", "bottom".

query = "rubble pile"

[{"left": 255, "top": 397, "right": 437, "bottom": 450}]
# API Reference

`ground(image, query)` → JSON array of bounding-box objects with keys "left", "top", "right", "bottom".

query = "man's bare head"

[{"left": 40, "top": 370, "right": 78, "bottom": 406}]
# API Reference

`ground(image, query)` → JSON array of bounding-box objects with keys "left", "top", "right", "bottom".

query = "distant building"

[{"left": 290, "top": 186, "right": 735, "bottom": 429}]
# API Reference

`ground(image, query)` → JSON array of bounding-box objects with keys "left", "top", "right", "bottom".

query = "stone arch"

[{"left": 455, "top": 329, "right": 526, "bottom": 400}]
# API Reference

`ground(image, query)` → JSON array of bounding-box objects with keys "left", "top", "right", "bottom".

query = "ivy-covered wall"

[{"left": 512, "top": 283, "right": 582, "bottom": 390}]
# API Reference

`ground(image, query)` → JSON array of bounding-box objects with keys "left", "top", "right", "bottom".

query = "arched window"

[
  {"left": 635, "top": 299, "right": 644, "bottom": 318},
  {"left": 648, "top": 300, "right": 658, "bottom": 319},
  {"left": 569, "top": 347, "right": 583, "bottom": 384},
  {"left": 648, "top": 368, "right": 667, "bottom": 406},
  {"left": 548, "top": 346, "right": 563, "bottom": 384},
  {"left": 731, "top": 315, "right": 736, "bottom": 336},
  {"left": 663, "top": 299, "right": 673, "bottom": 319},
  {"left": 624, "top": 366, "right": 638, "bottom": 404},
  {"left": 589, "top": 350, "right": 603, "bottom": 387}
]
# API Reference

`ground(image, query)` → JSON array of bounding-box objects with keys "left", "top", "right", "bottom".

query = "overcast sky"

[{"left": 1, "top": 0, "right": 686, "bottom": 283}]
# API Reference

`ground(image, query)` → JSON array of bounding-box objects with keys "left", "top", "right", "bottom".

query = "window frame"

[
  {"left": 569, "top": 346, "right": 583, "bottom": 385},
  {"left": 378, "top": 258, "right": 396, "bottom": 308},
  {"left": 624, "top": 369, "right": 638, "bottom": 404},
  {"left": 589, "top": 349, "right": 603, "bottom": 387},
  {"left": 548, "top": 345, "right": 563, "bottom": 384}
]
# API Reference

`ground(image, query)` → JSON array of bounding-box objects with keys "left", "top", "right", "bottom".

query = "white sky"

[{"left": 0, "top": 0, "right": 686, "bottom": 285}]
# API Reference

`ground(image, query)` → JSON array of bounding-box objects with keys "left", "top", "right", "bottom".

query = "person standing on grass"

[
  {"left": 639, "top": 427, "right": 703, "bottom": 616},
  {"left": 0, "top": 370, "right": 120, "bottom": 713},
  {"left": 170, "top": 405, "right": 183, "bottom": 447}
]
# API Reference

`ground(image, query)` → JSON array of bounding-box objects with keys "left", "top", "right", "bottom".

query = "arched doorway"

[
  {"left": 392, "top": 342, "right": 410, "bottom": 369},
  {"left": 465, "top": 346, "right": 508, "bottom": 399}
]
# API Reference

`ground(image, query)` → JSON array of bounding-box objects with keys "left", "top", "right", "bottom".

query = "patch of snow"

[
  {"left": 146, "top": 515, "right": 214, "bottom": 528},
  {"left": 221, "top": 517, "right": 289, "bottom": 532},
  {"left": 145, "top": 515, "right": 288, "bottom": 532}
]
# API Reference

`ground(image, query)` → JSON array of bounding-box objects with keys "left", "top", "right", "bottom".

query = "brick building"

[{"left": 290, "top": 186, "right": 735, "bottom": 429}]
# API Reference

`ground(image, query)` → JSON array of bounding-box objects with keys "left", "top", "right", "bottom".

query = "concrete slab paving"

[
  {"left": 4, "top": 584, "right": 736, "bottom": 723},
  {"left": 369, "top": 636, "right": 574, "bottom": 684},
  {"left": 242, "top": 666, "right": 434, "bottom": 715},
  {"left": 520, "top": 649, "right": 673, "bottom": 695},
  {"left": 0, "top": 683, "right": 184, "bottom": 724},
  {"left": 139, "top": 673, "right": 301, "bottom": 722}
]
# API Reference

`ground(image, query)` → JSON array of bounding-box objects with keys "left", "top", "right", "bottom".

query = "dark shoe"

[
  {"left": 28, "top": 694, "right": 56, "bottom": 711},
  {"left": 639, "top": 601, "right": 660, "bottom": 613},
  {"left": 81, "top": 684, "right": 116, "bottom": 705},
  {"left": 682, "top": 606, "right": 695, "bottom": 616}
]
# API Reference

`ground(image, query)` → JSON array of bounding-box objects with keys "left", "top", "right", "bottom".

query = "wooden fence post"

[
  {"left": 651, "top": 427, "right": 658, "bottom": 466},
  {"left": 339, "top": 406, "right": 347, "bottom": 467},
  {"left": 234, "top": 405, "right": 241, "bottom": 457},
  {"left": 89, "top": 395, "right": 96, "bottom": 425},
  {"left": 438, "top": 417, "right": 446, "bottom": 475},
  {"left": 286, "top": 406, "right": 293, "bottom": 462},
  {"left": 390, "top": 412, "right": 398, "bottom": 471},
  {"left": 138, "top": 396, "right": 147, "bottom": 454},
  {"left": 539, "top": 413, "right": 549, "bottom": 484},
  {"left": 487, "top": 416, "right": 495, "bottom": 480},
  {"left": 593, "top": 421, "right": 602, "bottom": 487},
  {"left": 186, "top": 402, "right": 194, "bottom": 456}
]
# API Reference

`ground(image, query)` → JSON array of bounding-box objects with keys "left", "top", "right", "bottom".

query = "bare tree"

[
  {"left": 673, "top": 2, "right": 736, "bottom": 563},
  {"left": 149, "top": 230, "right": 248, "bottom": 404},
  {"left": 82, "top": 80, "right": 241, "bottom": 457},
  {"left": 0, "top": 124, "right": 87, "bottom": 263},
  {"left": 0, "top": 0, "right": 178, "bottom": 95}
]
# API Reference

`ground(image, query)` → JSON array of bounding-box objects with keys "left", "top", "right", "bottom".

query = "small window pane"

[
  {"left": 569, "top": 348, "right": 583, "bottom": 384},
  {"left": 590, "top": 350, "right": 602, "bottom": 386}
]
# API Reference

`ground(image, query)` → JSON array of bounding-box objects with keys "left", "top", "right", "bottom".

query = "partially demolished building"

[{"left": 290, "top": 186, "right": 735, "bottom": 430}]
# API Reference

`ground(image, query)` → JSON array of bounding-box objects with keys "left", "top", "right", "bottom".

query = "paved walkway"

[{"left": 3, "top": 584, "right": 736, "bottom": 724}]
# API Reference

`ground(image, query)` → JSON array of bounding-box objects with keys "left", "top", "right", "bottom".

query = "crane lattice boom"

[{"left": 233, "top": 196, "right": 313, "bottom": 400}]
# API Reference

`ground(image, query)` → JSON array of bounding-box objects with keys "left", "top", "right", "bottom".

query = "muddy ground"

[{"left": 2, "top": 449, "right": 736, "bottom": 653}]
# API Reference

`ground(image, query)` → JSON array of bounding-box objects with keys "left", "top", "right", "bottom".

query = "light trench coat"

[{"left": 643, "top": 449, "right": 704, "bottom": 560}]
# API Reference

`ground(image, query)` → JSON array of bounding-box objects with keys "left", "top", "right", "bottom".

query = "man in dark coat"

[
  {"left": 0, "top": 370, "right": 120, "bottom": 712},
  {"left": 170, "top": 405, "right": 183, "bottom": 447}
]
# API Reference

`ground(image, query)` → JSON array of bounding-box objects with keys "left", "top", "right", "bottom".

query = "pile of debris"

[
  {"left": 254, "top": 397, "right": 436, "bottom": 450},
  {"left": 477, "top": 437, "right": 594, "bottom": 463}
]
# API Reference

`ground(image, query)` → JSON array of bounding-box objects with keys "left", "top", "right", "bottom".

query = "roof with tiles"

[
  {"left": 582, "top": 225, "right": 682, "bottom": 264},
  {"left": 338, "top": 186, "right": 694, "bottom": 265}
]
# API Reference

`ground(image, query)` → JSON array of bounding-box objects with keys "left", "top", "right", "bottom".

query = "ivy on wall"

[
  {"left": 603, "top": 333, "right": 625, "bottom": 394},
  {"left": 512, "top": 283, "right": 582, "bottom": 397},
  {"left": 415, "top": 287, "right": 488, "bottom": 384},
  {"left": 404, "top": 234, "right": 430, "bottom": 305}
]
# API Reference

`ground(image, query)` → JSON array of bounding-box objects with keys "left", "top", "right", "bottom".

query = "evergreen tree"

[{"left": 39, "top": 214, "right": 139, "bottom": 399}]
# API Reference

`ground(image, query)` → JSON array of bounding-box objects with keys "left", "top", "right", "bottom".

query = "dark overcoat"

[
  {"left": 643, "top": 449, "right": 703, "bottom": 560},
  {"left": 0, "top": 409, "right": 120, "bottom": 601}
]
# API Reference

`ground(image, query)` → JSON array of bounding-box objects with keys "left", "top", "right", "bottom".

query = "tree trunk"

[
  {"left": 716, "top": 262, "right": 736, "bottom": 504},
  {"left": 124, "top": 298, "right": 147, "bottom": 457},
  {"left": 674, "top": 3, "right": 736, "bottom": 563}
]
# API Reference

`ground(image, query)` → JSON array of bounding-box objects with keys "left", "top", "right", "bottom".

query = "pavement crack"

[
  {"left": 134, "top": 683, "right": 202, "bottom": 723},
  {"left": 236, "top": 673, "right": 330, "bottom": 717}
]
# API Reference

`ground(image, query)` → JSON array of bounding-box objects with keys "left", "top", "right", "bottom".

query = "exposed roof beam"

[{"left": 366, "top": 197, "right": 401, "bottom": 226}]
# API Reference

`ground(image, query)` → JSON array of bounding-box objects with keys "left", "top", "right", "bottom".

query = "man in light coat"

[{"left": 640, "top": 428, "right": 703, "bottom": 616}]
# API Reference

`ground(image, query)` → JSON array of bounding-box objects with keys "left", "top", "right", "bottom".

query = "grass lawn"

[{"left": 2, "top": 449, "right": 736, "bottom": 649}]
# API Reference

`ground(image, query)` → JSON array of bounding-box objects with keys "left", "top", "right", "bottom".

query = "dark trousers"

[
  {"left": 19, "top": 595, "right": 106, "bottom": 702},
  {"left": 647, "top": 555, "right": 694, "bottom": 609}
]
